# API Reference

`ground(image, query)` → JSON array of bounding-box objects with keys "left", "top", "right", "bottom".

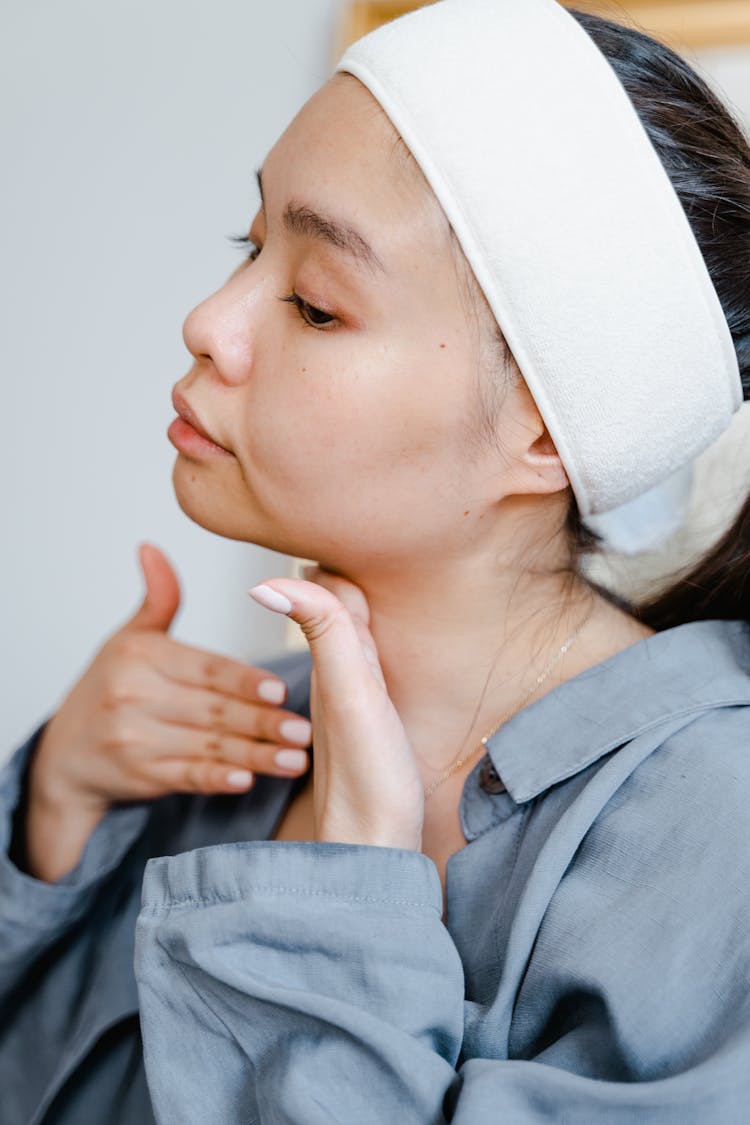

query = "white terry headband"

[{"left": 335, "top": 0, "right": 743, "bottom": 554}]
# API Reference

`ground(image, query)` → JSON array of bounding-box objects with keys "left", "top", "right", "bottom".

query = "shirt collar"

[{"left": 484, "top": 618, "right": 750, "bottom": 804}]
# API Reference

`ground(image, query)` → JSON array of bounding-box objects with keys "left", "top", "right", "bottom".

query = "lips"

[{"left": 171, "top": 390, "right": 229, "bottom": 451}]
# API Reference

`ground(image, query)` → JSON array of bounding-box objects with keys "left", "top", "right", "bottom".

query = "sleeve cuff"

[
  {"left": 0, "top": 719, "right": 151, "bottom": 928},
  {"left": 135, "top": 840, "right": 462, "bottom": 1124},
  {"left": 140, "top": 839, "right": 443, "bottom": 917}
]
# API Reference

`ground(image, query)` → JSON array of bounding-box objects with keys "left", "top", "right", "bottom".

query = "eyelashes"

[
  {"left": 228, "top": 234, "right": 336, "bottom": 330},
  {"left": 278, "top": 292, "right": 336, "bottom": 328},
  {"left": 230, "top": 235, "right": 262, "bottom": 264}
]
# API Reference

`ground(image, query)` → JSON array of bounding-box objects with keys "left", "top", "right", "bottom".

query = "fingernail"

[
  {"left": 258, "top": 678, "right": 286, "bottom": 704},
  {"left": 279, "top": 718, "right": 312, "bottom": 744},
  {"left": 226, "top": 769, "right": 254, "bottom": 788},
  {"left": 275, "top": 749, "right": 309, "bottom": 770},
  {"left": 248, "top": 584, "right": 293, "bottom": 614}
]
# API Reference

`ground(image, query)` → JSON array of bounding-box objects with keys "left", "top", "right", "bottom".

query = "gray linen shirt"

[{"left": 2, "top": 620, "right": 750, "bottom": 1123}]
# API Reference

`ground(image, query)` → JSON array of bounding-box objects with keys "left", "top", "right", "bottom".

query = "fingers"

[
  {"left": 144, "top": 756, "right": 260, "bottom": 796},
  {"left": 301, "top": 565, "right": 371, "bottom": 626},
  {"left": 300, "top": 567, "right": 385, "bottom": 681},
  {"left": 161, "top": 723, "right": 309, "bottom": 772},
  {"left": 248, "top": 576, "right": 386, "bottom": 694},
  {"left": 137, "top": 633, "right": 290, "bottom": 707},
  {"left": 132, "top": 715, "right": 311, "bottom": 796},
  {"left": 143, "top": 676, "right": 309, "bottom": 747}
]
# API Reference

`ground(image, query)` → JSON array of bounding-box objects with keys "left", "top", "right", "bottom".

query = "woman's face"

[{"left": 171, "top": 74, "right": 537, "bottom": 574}]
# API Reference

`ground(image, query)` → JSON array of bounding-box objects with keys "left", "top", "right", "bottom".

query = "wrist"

[
  {"left": 29, "top": 720, "right": 108, "bottom": 822},
  {"left": 23, "top": 789, "right": 108, "bottom": 883},
  {"left": 21, "top": 731, "right": 110, "bottom": 883},
  {"left": 316, "top": 819, "right": 422, "bottom": 852}
]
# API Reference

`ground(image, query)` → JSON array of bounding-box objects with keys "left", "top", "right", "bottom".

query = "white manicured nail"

[
  {"left": 275, "top": 749, "right": 309, "bottom": 770},
  {"left": 248, "top": 584, "right": 293, "bottom": 614},
  {"left": 226, "top": 769, "right": 254, "bottom": 788},
  {"left": 258, "top": 679, "right": 286, "bottom": 704},
  {"left": 279, "top": 718, "right": 312, "bottom": 744}
]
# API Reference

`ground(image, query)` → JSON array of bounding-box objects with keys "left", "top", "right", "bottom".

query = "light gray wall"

[
  {"left": 1, "top": 0, "right": 340, "bottom": 753},
  {"left": 2, "top": 5, "right": 749, "bottom": 756}
]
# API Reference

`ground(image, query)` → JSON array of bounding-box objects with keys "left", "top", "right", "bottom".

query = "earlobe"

[{"left": 525, "top": 426, "right": 570, "bottom": 494}]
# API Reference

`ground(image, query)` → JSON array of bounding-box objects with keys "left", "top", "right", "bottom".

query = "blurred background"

[{"left": 2, "top": 0, "right": 750, "bottom": 756}]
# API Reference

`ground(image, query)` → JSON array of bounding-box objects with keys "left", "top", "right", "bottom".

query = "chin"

[
  {"left": 169, "top": 459, "right": 245, "bottom": 540},
  {"left": 170, "top": 459, "right": 313, "bottom": 553}
]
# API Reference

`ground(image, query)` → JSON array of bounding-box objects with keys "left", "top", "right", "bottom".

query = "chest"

[
  {"left": 272, "top": 776, "right": 317, "bottom": 844},
  {"left": 271, "top": 775, "right": 469, "bottom": 924}
]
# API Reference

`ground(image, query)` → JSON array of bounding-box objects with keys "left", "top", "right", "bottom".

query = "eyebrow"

[{"left": 255, "top": 166, "right": 385, "bottom": 275}]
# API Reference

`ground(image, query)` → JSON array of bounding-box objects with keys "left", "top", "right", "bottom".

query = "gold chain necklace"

[{"left": 423, "top": 601, "right": 596, "bottom": 800}]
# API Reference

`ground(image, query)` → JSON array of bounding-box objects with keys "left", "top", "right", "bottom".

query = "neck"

[{"left": 334, "top": 545, "right": 646, "bottom": 790}]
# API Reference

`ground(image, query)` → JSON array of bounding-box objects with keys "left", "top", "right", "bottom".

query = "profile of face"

[{"left": 171, "top": 73, "right": 569, "bottom": 578}]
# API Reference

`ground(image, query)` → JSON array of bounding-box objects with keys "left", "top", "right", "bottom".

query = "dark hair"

[{"left": 562, "top": 8, "right": 750, "bottom": 627}]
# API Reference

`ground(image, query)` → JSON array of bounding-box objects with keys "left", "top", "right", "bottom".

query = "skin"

[
  {"left": 171, "top": 73, "right": 654, "bottom": 861},
  {"left": 23, "top": 543, "right": 317, "bottom": 883},
  {"left": 21, "top": 73, "right": 654, "bottom": 891}
]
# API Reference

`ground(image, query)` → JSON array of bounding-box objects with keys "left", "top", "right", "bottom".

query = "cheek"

[{"left": 236, "top": 331, "right": 477, "bottom": 515}]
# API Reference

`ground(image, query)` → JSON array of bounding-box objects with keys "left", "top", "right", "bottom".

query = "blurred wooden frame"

[{"left": 338, "top": 0, "right": 750, "bottom": 54}]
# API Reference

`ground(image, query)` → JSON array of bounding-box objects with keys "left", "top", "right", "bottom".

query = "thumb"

[
  {"left": 124, "top": 542, "right": 182, "bottom": 634},
  {"left": 247, "top": 578, "right": 384, "bottom": 693}
]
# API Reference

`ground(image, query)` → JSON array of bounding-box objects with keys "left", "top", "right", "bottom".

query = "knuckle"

[
  {"left": 100, "top": 721, "right": 136, "bottom": 753},
  {"left": 185, "top": 762, "right": 211, "bottom": 792},
  {"left": 114, "top": 635, "right": 146, "bottom": 663},
  {"left": 207, "top": 699, "right": 226, "bottom": 722},
  {"left": 201, "top": 657, "right": 221, "bottom": 685},
  {"left": 302, "top": 604, "right": 349, "bottom": 645},
  {"left": 242, "top": 670, "right": 262, "bottom": 698},
  {"left": 128, "top": 763, "right": 159, "bottom": 792},
  {"left": 204, "top": 736, "right": 223, "bottom": 757},
  {"left": 100, "top": 683, "right": 137, "bottom": 712},
  {"left": 100, "top": 688, "right": 122, "bottom": 714},
  {"left": 256, "top": 709, "right": 280, "bottom": 742}
]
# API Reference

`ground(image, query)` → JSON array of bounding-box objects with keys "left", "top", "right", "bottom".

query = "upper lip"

[{"left": 172, "top": 390, "right": 229, "bottom": 450}]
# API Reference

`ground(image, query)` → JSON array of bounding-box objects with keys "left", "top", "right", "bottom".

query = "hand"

[
  {"left": 248, "top": 566, "right": 424, "bottom": 852},
  {"left": 30, "top": 543, "right": 313, "bottom": 822}
]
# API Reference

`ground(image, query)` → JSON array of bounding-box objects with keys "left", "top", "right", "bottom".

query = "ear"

[
  {"left": 522, "top": 423, "right": 570, "bottom": 495},
  {"left": 485, "top": 374, "right": 570, "bottom": 502},
  {"left": 505, "top": 379, "right": 569, "bottom": 497}
]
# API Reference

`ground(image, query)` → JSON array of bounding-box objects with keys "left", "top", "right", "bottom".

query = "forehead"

[{"left": 262, "top": 74, "right": 449, "bottom": 253}]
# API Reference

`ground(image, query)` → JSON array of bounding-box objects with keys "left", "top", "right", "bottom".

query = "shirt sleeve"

[
  {"left": 0, "top": 646, "right": 311, "bottom": 1008},
  {"left": 134, "top": 840, "right": 750, "bottom": 1125},
  {"left": 0, "top": 718, "right": 151, "bottom": 1000}
]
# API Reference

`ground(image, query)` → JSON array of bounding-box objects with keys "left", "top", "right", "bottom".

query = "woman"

[{"left": 2, "top": 1, "right": 750, "bottom": 1121}]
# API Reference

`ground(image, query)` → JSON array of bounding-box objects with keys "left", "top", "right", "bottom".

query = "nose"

[{"left": 182, "top": 270, "right": 259, "bottom": 385}]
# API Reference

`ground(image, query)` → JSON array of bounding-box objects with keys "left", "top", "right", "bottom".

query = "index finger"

[{"left": 144, "top": 634, "right": 289, "bottom": 706}]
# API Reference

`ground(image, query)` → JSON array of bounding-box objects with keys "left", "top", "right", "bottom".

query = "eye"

[
  {"left": 279, "top": 293, "right": 336, "bottom": 330},
  {"left": 227, "top": 234, "right": 337, "bottom": 330},
  {"left": 229, "top": 234, "right": 261, "bottom": 262}
]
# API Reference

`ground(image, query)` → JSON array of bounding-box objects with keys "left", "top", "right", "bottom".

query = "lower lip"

[{"left": 167, "top": 416, "right": 234, "bottom": 458}]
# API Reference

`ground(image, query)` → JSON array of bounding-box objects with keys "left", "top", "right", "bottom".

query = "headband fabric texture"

[{"left": 335, "top": 0, "right": 743, "bottom": 554}]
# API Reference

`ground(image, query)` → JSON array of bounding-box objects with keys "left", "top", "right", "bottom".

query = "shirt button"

[{"left": 478, "top": 756, "right": 505, "bottom": 794}]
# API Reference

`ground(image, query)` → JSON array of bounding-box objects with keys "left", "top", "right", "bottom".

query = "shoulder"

[
  {"left": 658, "top": 699, "right": 750, "bottom": 786},
  {"left": 537, "top": 702, "right": 750, "bottom": 1079},
  {"left": 586, "top": 701, "right": 750, "bottom": 926},
  {"left": 593, "top": 616, "right": 750, "bottom": 858},
  {"left": 621, "top": 700, "right": 750, "bottom": 828}
]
